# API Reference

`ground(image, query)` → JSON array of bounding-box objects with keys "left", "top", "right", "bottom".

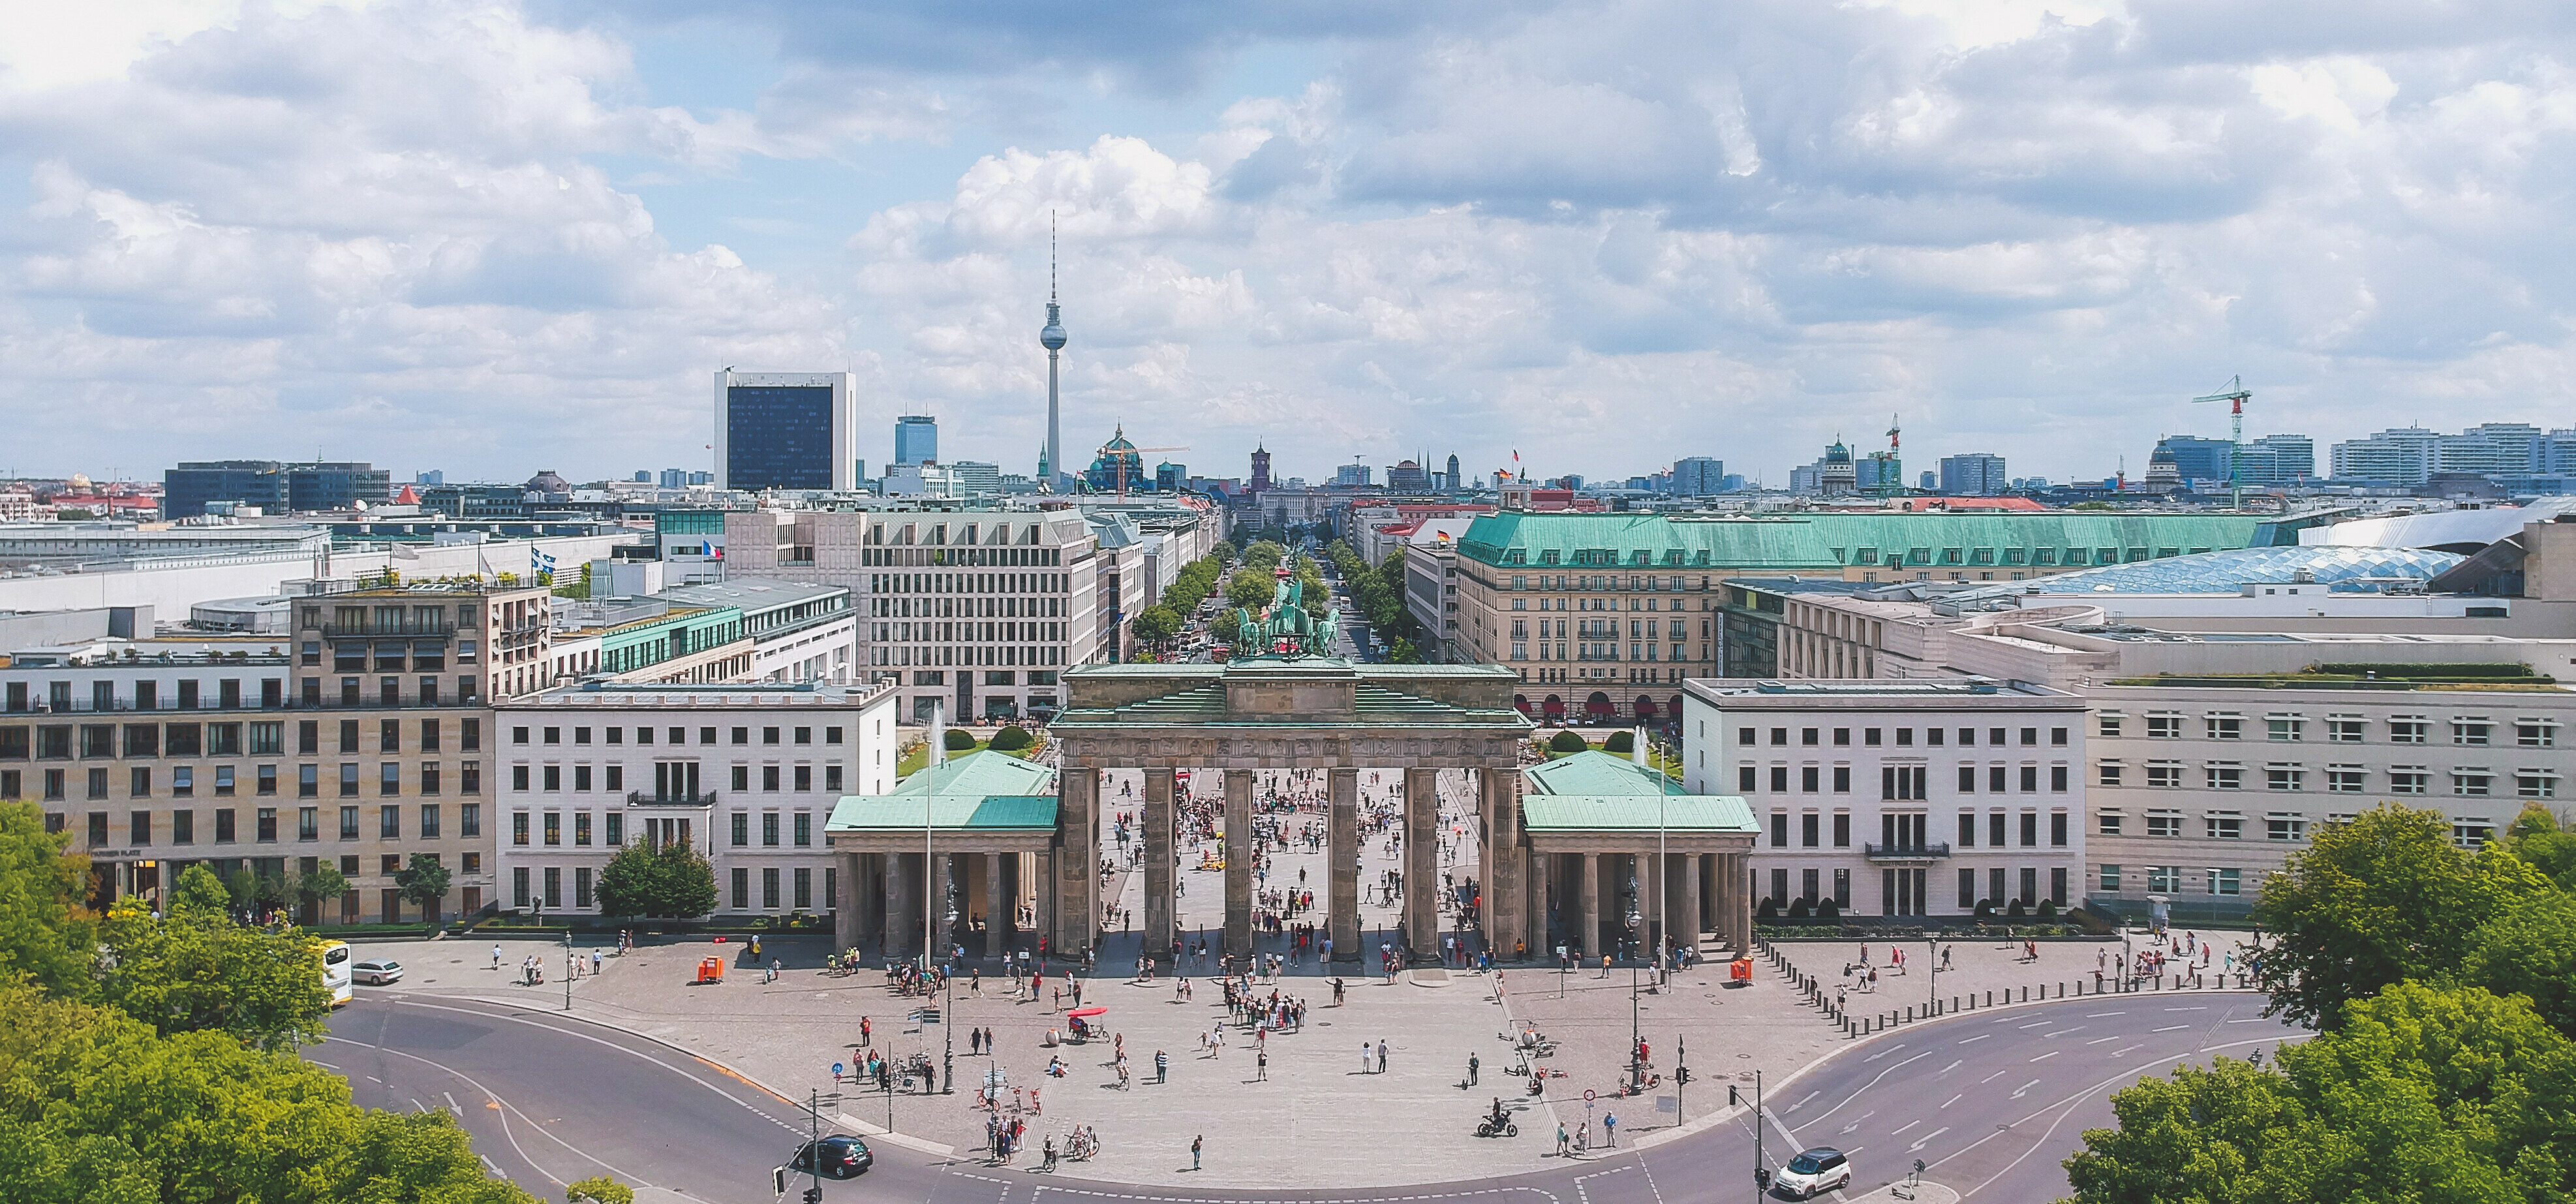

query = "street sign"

[
  {"left": 1583, "top": 1089, "right": 1597, "bottom": 1104},
  {"left": 833, "top": 1062, "right": 845, "bottom": 1081}
]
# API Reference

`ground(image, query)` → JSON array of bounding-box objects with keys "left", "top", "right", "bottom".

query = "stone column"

[
  {"left": 1329, "top": 767, "right": 1359, "bottom": 960},
  {"left": 1580, "top": 853, "right": 1602, "bottom": 958},
  {"left": 881, "top": 851, "right": 908, "bottom": 955},
  {"left": 833, "top": 850, "right": 863, "bottom": 953},
  {"left": 1528, "top": 848, "right": 1552, "bottom": 957},
  {"left": 1054, "top": 765, "right": 1097, "bottom": 957},
  {"left": 1683, "top": 850, "right": 1703, "bottom": 951},
  {"left": 1035, "top": 848, "right": 1056, "bottom": 956},
  {"left": 982, "top": 853, "right": 1004, "bottom": 960},
  {"left": 1142, "top": 767, "right": 1176, "bottom": 955},
  {"left": 931, "top": 851, "right": 954, "bottom": 959},
  {"left": 1482, "top": 766, "right": 1525, "bottom": 960},
  {"left": 1403, "top": 766, "right": 1439, "bottom": 953},
  {"left": 1641, "top": 848, "right": 1661, "bottom": 957},
  {"left": 1730, "top": 852, "right": 1752, "bottom": 955},
  {"left": 1223, "top": 768, "right": 1253, "bottom": 956}
]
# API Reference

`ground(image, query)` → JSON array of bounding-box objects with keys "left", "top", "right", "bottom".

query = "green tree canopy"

[
  {"left": 168, "top": 863, "right": 232, "bottom": 918},
  {"left": 1603, "top": 730, "right": 1634, "bottom": 754},
  {"left": 1131, "top": 604, "right": 1182, "bottom": 645},
  {"left": 2064, "top": 983, "right": 2576, "bottom": 1203},
  {"left": 943, "top": 728, "right": 976, "bottom": 750},
  {"left": 1548, "top": 731, "right": 1588, "bottom": 754},
  {"left": 2462, "top": 889, "right": 2576, "bottom": 1038},
  {"left": 395, "top": 857, "right": 452, "bottom": 912},
  {"left": 2506, "top": 801, "right": 2576, "bottom": 889},
  {"left": 1225, "top": 568, "right": 1278, "bottom": 611},
  {"left": 989, "top": 725, "right": 1034, "bottom": 752},
  {"left": 0, "top": 802, "right": 96, "bottom": 998},
  {"left": 1240, "top": 540, "right": 1285, "bottom": 572},
  {"left": 2250, "top": 803, "right": 2550, "bottom": 1030},
  {"left": 566, "top": 1177, "right": 636, "bottom": 1204},
  {"left": 596, "top": 841, "right": 718, "bottom": 919},
  {"left": 96, "top": 899, "right": 332, "bottom": 1053},
  {"left": 293, "top": 863, "right": 350, "bottom": 910}
]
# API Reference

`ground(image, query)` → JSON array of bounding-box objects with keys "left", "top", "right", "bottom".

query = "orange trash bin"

[
  {"left": 696, "top": 956, "right": 726, "bottom": 983},
  {"left": 1730, "top": 957, "right": 1753, "bottom": 984}
]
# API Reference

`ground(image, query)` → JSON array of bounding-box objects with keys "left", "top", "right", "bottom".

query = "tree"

[
  {"left": 96, "top": 899, "right": 333, "bottom": 1052},
  {"left": 0, "top": 982, "right": 537, "bottom": 1203},
  {"left": 989, "top": 725, "right": 1034, "bottom": 753},
  {"left": 1225, "top": 568, "right": 1277, "bottom": 611},
  {"left": 943, "top": 728, "right": 976, "bottom": 751},
  {"left": 168, "top": 863, "right": 233, "bottom": 917},
  {"left": 596, "top": 841, "right": 716, "bottom": 919},
  {"left": 2462, "top": 890, "right": 2576, "bottom": 1038},
  {"left": 566, "top": 1177, "right": 636, "bottom": 1203},
  {"left": 1131, "top": 604, "right": 1182, "bottom": 645},
  {"left": 2063, "top": 983, "right": 2576, "bottom": 1203},
  {"left": 0, "top": 801, "right": 95, "bottom": 1000},
  {"left": 293, "top": 863, "right": 350, "bottom": 913},
  {"left": 395, "top": 857, "right": 452, "bottom": 916},
  {"left": 1548, "top": 731, "right": 1588, "bottom": 754},
  {"left": 2251, "top": 804, "right": 2551, "bottom": 1030},
  {"left": 2505, "top": 801, "right": 2576, "bottom": 888},
  {"left": 1603, "top": 731, "right": 1635, "bottom": 754}
]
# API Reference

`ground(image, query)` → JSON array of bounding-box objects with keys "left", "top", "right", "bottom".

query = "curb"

[{"left": 386, "top": 985, "right": 959, "bottom": 1158}]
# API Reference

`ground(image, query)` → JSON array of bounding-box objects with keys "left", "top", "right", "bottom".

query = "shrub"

[
  {"left": 1756, "top": 898, "right": 1778, "bottom": 919},
  {"left": 943, "top": 728, "right": 976, "bottom": 751},
  {"left": 1788, "top": 898, "right": 1811, "bottom": 918},
  {"left": 1974, "top": 899, "right": 1995, "bottom": 918},
  {"left": 2036, "top": 898, "right": 2057, "bottom": 917},
  {"left": 1548, "top": 731, "right": 1589, "bottom": 754},
  {"left": 1816, "top": 897, "right": 1841, "bottom": 918},
  {"left": 2006, "top": 899, "right": 2028, "bottom": 918},
  {"left": 1603, "top": 730, "right": 1635, "bottom": 754},
  {"left": 989, "top": 725, "right": 1033, "bottom": 752}
]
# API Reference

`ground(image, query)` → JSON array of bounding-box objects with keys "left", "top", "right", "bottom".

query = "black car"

[{"left": 789, "top": 1135, "right": 873, "bottom": 1179}]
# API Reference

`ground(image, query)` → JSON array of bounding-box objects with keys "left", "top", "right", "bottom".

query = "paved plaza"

[{"left": 360, "top": 764, "right": 2264, "bottom": 1188}]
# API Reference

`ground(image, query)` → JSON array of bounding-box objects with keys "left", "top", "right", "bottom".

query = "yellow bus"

[{"left": 320, "top": 940, "right": 353, "bottom": 1007}]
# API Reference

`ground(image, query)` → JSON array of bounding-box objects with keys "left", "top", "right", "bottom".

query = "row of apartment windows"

[
  {"left": 2098, "top": 760, "right": 2558, "bottom": 797},
  {"left": 2, "top": 762, "right": 481, "bottom": 801},
  {"left": 2099, "top": 865, "right": 2242, "bottom": 895},
  {"left": 1741, "top": 724, "right": 2072, "bottom": 748},
  {"left": 1739, "top": 763, "right": 2074, "bottom": 795},
  {"left": 56, "top": 803, "right": 482, "bottom": 846},
  {"left": 5, "top": 678, "right": 286, "bottom": 713},
  {"left": 1514, "top": 643, "right": 1698, "bottom": 662},
  {"left": 512, "top": 724, "right": 843, "bottom": 747},
  {"left": 2099, "top": 812, "right": 2496, "bottom": 846},
  {"left": 505, "top": 762, "right": 842, "bottom": 794},
  {"left": 2103, "top": 713, "right": 2559, "bottom": 747},
  {"left": 1755, "top": 865, "right": 2070, "bottom": 910},
  {"left": 507, "top": 864, "right": 831, "bottom": 912},
  {"left": 0, "top": 717, "right": 483, "bottom": 760},
  {"left": 1764, "top": 809, "right": 2069, "bottom": 848}
]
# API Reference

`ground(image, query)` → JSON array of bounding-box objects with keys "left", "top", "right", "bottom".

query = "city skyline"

[{"left": 5, "top": 5, "right": 2575, "bottom": 487}]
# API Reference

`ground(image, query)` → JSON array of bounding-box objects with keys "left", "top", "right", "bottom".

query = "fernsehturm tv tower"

[{"left": 1040, "top": 212, "right": 1067, "bottom": 492}]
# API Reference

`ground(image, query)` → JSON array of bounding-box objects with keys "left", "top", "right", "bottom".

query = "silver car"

[{"left": 352, "top": 959, "right": 404, "bottom": 985}]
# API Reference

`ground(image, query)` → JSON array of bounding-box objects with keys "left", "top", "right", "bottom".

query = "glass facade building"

[{"left": 714, "top": 372, "right": 853, "bottom": 493}]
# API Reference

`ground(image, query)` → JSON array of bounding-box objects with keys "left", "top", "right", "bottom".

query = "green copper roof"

[
  {"left": 825, "top": 750, "right": 1059, "bottom": 833},
  {"left": 1525, "top": 750, "right": 1676, "bottom": 797},
  {"left": 1520, "top": 751, "right": 1756, "bottom": 833},
  {"left": 1520, "top": 794, "right": 1758, "bottom": 833},
  {"left": 1455, "top": 512, "right": 2270, "bottom": 572}
]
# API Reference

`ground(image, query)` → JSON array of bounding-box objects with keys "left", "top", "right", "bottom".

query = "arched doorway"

[
  {"left": 1542, "top": 694, "right": 1566, "bottom": 720},
  {"left": 1633, "top": 696, "right": 1659, "bottom": 720},
  {"left": 1585, "top": 691, "right": 1614, "bottom": 719},
  {"left": 1513, "top": 694, "right": 1531, "bottom": 716}
]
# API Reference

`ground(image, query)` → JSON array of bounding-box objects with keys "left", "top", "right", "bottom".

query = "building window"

[
  {"left": 2050, "top": 812, "right": 2068, "bottom": 846},
  {"left": 731, "top": 867, "right": 750, "bottom": 910},
  {"left": 2267, "top": 815, "right": 2307, "bottom": 841},
  {"left": 2097, "top": 760, "right": 2123, "bottom": 787},
  {"left": 2145, "top": 812, "right": 2182, "bottom": 838},
  {"left": 542, "top": 811, "right": 560, "bottom": 846},
  {"left": 2205, "top": 715, "right": 2243, "bottom": 740},
  {"left": 2516, "top": 720, "right": 2559, "bottom": 748},
  {"left": 1738, "top": 766, "right": 1756, "bottom": 792},
  {"left": 2206, "top": 814, "right": 2243, "bottom": 839},
  {"left": 2516, "top": 771, "right": 2559, "bottom": 799},
  {"left": 794, "top": 812, "right": 812, "bottom": 847},
  {"left": 2389, "top": 767, "right": 2430, "bottom": 795},
  {"left": 2453, "top": 818, "right": 2495, "bottom": 848},
  {"left": 731, "top": 812, "right": 749, "bottom": 847},
  {"left": 2267, "top": 717, "right": 2305, "bottom": 742},
  {"left": 2326, "top": 766, "right": 2367, "bottom": 794},
  {"left": 1769, "top": 813, "right": 1787, "bottom": 848},
  {"left": 2098, "top": 811, "right": 2123, "bottom": 835},
  {"left": 2205, "top": 764, "right": 2243, "bottom": 790},
  {"left": 2452, "top": 771, "right": 2492, "bottom": 797},
  {"left": 2099, "top": 864, "right": 2121, "bottom": 892},
  {"left": 2207, "top": 867, "right": 2241, "bottom": 896},
  {"left": 2389, "top": 717, "right": 2430, "bottom": 745},
  {"left": 2326, "top": 717, "right": 2365, "bottom": 743},
  {"left": 2265, "top": 765, "right": 2305, "bottom": 792},
  {"left": 461, "top": 803, "right": 480, "bottom": 838},
  {"left": 2145, "top": 713, "right": 2183, "bottom": 739},
  {"left": 761, "top": 812, "right": 781, "bottom": 847},
  {"left": 2145, "top": 865, "right": 2179, "bottom": 893},
  {"left": 2452, "top": 719, "right": 2492, "bottom": 747},
  {"left": 341, "top": 805, "right": 360, "bottom": 839}
]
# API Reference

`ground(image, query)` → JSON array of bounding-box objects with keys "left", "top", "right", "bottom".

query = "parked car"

[
  {"left": 351, "top": 959, "right": 404, "bottom": 985},
  {"left": 1771, "top": 1147, "right": 1852, "bottom": 1199},
  {"left": 788, "top": 1135, "right": 873, "bottom": 1180}
]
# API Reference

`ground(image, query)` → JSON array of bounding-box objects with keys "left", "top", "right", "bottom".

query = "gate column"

[
  {"left": 1223, "top": 768, "right": 1253, "bottom": 956},
  {"left": 1328, "top": 767, "right": 1359, "bottom": 960},
  {"left": 1054, "top": 765, "right": 1098, "bottom": 957},
  {"left": 1142, "top": 767, "right": 1176, "bottom": 957},
  {"left": 1403, "top": 767, "right": 1440, "bottom": 953}
]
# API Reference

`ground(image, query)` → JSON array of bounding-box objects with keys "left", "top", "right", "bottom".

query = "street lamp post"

[{"left": 1625, "top": 901, "right": 1642, "bottom": 1093}]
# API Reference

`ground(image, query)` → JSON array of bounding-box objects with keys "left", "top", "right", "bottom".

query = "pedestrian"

[
  {"left": 1468, "top": 1053, "right": 1479, "bottom": 1085},
  {"left": 1156, "top": 1049, "right": 1169, "bottom": 1083},
  {"left": 1377, "top": 1039, "right": 1389, "bottom": 1074},
  {"left": 1557, "top": 1122, "right": 1571, "bottom": 1156},
  {"left": 1360, "top": 1042, "right": 1372, "bottom": 1074},
  {"left": 591, "top": 949, "right": 603, "bottom": 975},
  {"left": 1257, "top": 1050, "right": 1268, "bottom": 1081},
  {"left": 1191, "top": 1134, "right": 1203, "bottom": 1171},
  {"left": 491, "top": 944, "right": 503, "bottom": 970},
  {"left": 1603, "top": 1111, "right": 1618, "bottom": 1148},
  {"left": 972, "top": 969, "right": 981, "bottom": 997},
  {"left": 861, "top": 1015, "right": 872, "bottom": 1046}
]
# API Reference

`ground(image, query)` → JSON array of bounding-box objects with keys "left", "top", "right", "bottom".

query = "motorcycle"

[{"left": 1476, "top": 1117, "right": 1520, "bottom": 1138}]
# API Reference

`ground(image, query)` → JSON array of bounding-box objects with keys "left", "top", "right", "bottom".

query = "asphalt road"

[{"left": 313, "top": 990, "right": 2299, "bottom": 1203}]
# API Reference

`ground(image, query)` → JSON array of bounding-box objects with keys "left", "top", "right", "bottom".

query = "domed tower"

[
  {"left": 1040, "top": 215, "right": 1067, "bottom": 491},
  {"left": 2145, "top": 439, "right": 2183, "bottom": 492},
  {"left": 1820, "top": 437, "right": 1857, "bottom": 497}
]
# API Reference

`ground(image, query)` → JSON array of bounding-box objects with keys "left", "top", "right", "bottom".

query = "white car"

[
  {"left": 351, "top": 959, "right": 404, "bottom": 985},
  {"left": 1771, "top": 1147, "right": 1852, "bottom": 1199}
]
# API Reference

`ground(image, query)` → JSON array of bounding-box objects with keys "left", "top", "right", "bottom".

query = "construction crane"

[
  {"left": 1881, "top": 412, "right": 1903, "bottom": 499},
  {"left": 2190, "top": 375, "right": 2254, "bottom": 509},
  {"left": 1092, "top": 430, "right": 1189, "bottom": 498}
]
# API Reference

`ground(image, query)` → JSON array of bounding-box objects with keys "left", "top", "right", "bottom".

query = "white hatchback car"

[
  {"left": 1771, "top": 1147, "right": 1852, "bottom": 1199},
  {"left": 352, "top": 959, "right": 404, "bottom": 985}
]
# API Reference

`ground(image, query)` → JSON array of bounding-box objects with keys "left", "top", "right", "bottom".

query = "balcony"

[
  {"left": 626, "top": 790, "right": 718, "bottom": 809},
  {"left": 320, "top": 619, "right": 455, "bottom": 638},
  {"left": 1863, "top": 842, "right": 1951, "bottom": 862}
]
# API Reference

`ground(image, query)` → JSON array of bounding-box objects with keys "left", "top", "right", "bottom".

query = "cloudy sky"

[{"left": 4, "top": 1, "right": 2573, "bottom": 489}]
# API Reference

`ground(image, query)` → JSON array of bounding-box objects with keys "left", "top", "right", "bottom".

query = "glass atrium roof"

[{"left": 1950, "top": 545, "right": 2466, "bottom": 600}]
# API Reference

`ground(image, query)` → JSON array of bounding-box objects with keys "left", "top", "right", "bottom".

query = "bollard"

[
  {"left": 2020, "top": 986, "right": 2027, "bottom": 1003},
  {"left": 1986, "top": 990, "right": 1992, "bottom": 1007},
  {"left": 1907, "top": 1006, "right": 1914, "bottom": 1022}
]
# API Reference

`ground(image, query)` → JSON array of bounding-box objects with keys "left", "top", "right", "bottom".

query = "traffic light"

[
  {"left": 774, "top": 1169, "right": 788, "bottom": 1194},
  {"left": 1755, "top": 1168, "right": 1771, "bottom": 1188},
  {"left": 1676, "top": 1066, "right": 1691, "bottom": 1085},
  {"left": 803, "top": 1188, "right": 822, "bottom": 1203},
  {"left": 1728, "top": 1085, "right": 1740, "bottom": 1106}
]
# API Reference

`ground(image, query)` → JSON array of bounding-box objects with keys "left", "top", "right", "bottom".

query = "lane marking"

[
  {"left": 2109, "top": 1045, "right": 2143, "bottom": 1057},
  {"left": 2029, "top": 1051, "right": 2059, "bottom": 1063},
  {"left": 2016, "top": 1021, "right": 2051, "bottom": 1030},
  {"left": 1908, "top": 1126, "right": 1950, "bottom": 1152},
  {"left": 2085, "top": 1036, "right": 2122, "bottom": 1045},
  {"left": 2226, "top": 1018, "right": 2269, "bottom": 1024},
  {"left": 2084, "top": 1011, "right": 2125, "bottom": 1018},
  {"left": 1937, "top": 1060, "right": 1961, "bottom": 1075},
  {"left": 1980, "top": 1070, "right": 2008, "bottom": 1084},
  {"left": 1795, "top": 1051, "right": 1928, "bottom": 1130},
  {"left": 2042, "top": 1027, "right": 2083, "bottom": 1038},
  {"left": 2151, "top": 1025, "right": 2191, "bottom": 1033},
  {"left": 1864, "top": 1043, "right": 1909, "bottom": 1062},
  {"left": 2008, "top": 1079, "right": 2040, "bottom": 1100},
  {"left": 1939, "top": 1093, "right": 1961, "bottom": 1109},
  {"left": 2163, "top": 1006, "right": 2208, "bottom": 1012},
  {"left": 1892, "top": 1120, "right": 1920, "bottom": 1135},
  {"left": 1956, "top": 1034, "right": 1989, "bottom": 1045},
  {"left": 1786, "top": 1089, "right": 1821, "bottom": 1113}
]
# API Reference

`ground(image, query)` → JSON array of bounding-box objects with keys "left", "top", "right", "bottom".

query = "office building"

[
  {"left": 660, "top": 469, "right": 687, "bottom": 489},
  {"left": 164, "top": 460, "right": 390, "bottom": 519},
  {"left": 1334, "top": 463, "right": 1373, "bottom": 488},
  {"left": 1681, "top": 678, "right": 2087, "bottom": 918},
  {"left": 495, "top": 680, "right": 898, "bottom": 920},
  {"left": 1937, "top": 453, "right": 2008, "bottom": 496},
  {"left": 1673, "top": 457, "right": 1725, "bottom": 497},
  {"left": 895, "top": 415, "right": 939, "bottom": 467},
  {"left": 417, "top": 471, "right": 445, "bottom": 486},
  {"left": 713, "top": 371, "right": 856, "bottom": 493},
  {"left": 949, "top": 461, "right": 1002, "bottom": 497}
]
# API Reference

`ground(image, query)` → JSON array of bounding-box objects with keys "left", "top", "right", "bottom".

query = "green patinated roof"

[
  {"left": 825, "top": 750, "right": 1058, "bottom": 833},
  {"left": 1049, "top": 679, "right": 1531, "bottom": 731},
  {"left": 1454, "top": 512, "right": 2271, "bottom": 572},
  {"left": 1520, "top": 751, "right": 1756, "bottom": 833}
]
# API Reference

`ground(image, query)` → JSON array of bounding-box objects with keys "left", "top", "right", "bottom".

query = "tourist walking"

[{"left": 1191, "top": 1135, "right": 1203, "bottom": 1171}]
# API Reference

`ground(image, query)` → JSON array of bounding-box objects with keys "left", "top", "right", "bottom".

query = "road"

[{"left": 314, "top": 989, "right": 2298, "bottom": 1203}]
